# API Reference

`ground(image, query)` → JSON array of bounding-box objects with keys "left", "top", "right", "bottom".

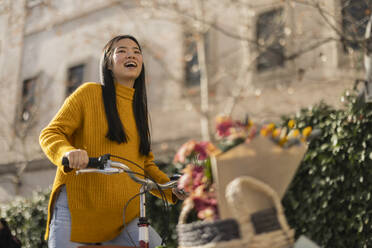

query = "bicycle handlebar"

[
  {"left": 62, "top": 157, "right": 103, "bottom": 172},
  {"left": 61, "top": 154, "right": 178, "bottom": 190}
]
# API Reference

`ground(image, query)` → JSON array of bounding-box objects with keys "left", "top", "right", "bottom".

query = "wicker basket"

[
  {"left": 177, "top": 199, "right": 242, "bottom": 248},
  {"left": 225, "top": 176, "right": 295, "bottom": 248}
]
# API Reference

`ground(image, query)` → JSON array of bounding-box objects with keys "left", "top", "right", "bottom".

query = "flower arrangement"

[
  {"left": 260, "top": 119, "right": 314, "bottom": 148},
  {"left": 174, "top": 140, "right": 219, "bottom": 221},
  {"left": 173, "top": 140, "right": 219, "bottom": 165},
  {"left": 215, "top": 115, "right": 257, "bottom": 151},
  {"left": 177, "top": 164, "right": 218, "bottom": 221},
  {"left": 175, "top": 116, "right": 316, "bottom": 223}
]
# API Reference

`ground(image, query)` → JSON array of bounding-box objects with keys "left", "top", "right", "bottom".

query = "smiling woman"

[
  {"left": 109, "top": 39, "right": 143, "bottom": 88},
  {"left": 39, "top": 35, "right": 183, "bottom": 248},
  {"left": 100, "top": 36, "right": 150, "bottom": 149}
]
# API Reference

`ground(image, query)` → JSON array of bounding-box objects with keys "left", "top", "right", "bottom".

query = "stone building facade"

[{"left": 0, "top": 0, "right": 365, "bottom": 202}]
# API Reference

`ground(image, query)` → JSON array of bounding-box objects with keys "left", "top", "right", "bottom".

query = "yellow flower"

[
  {"left": 246, "top": 120, "right": 254, "bottom": 128},
  {"left": 215, "top": 115, "right": 230, "bottom": 124},
  {"left": 279, "top": 136, "right": 288, "bottom": 146},
  {"left": 267, "top": 123, "right": 275, "bottom": 131},
  {"left": 261, "top": 123, "right": 275, "bottom": 136},
  {"left": 272, "top": 128, "right": 281, "bottom": 138},
  {"left": 288, "top": 119, "right": 296, "bottom": 129},
  {"left": 302, "top": 126, "right": 312, "bottom": 138},
  {"left": 260, "top": 128, "right": 269, "bottom": 136},
  {"left": 198, "top": 207, "right": 216, "bottom": 221},
  {"left": 287, "top": 129, "right": 300, "bottom": 139}
]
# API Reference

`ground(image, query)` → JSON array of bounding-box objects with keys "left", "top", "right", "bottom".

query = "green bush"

[
  {"left": 282, "top": 91, "right": 372, "bottom": 247},
  {"left": 0, "top": 188, "right": 50, "bottom": 248},
  {"left": 148, "top": 159, "right": 183, "bottom": 248}
]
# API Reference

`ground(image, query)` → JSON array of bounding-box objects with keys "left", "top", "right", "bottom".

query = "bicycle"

[{"left": 62, "top": 153, "right": 181, "bottom": 248}]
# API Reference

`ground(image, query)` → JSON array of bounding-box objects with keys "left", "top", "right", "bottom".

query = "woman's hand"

[
  {"left": 172, "top": 188, "right": 188, "bottom": 201},
  {"left": 64, "top": 149, "right": 89, "bottom": 170}
]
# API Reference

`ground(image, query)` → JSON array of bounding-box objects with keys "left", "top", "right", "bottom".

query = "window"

[
  {"left": 341, "top": 0, "right": 372, "bottom": 52},
  {"left": 184, "top": 32, "right": 209, "bottom": 87},
  {"left": 21, "top": 77, "right": 37, "bottom": 122},
  {"left": 184, "top": 33, "right": 201, "bottom": 87},
  {"left": 256, "top": 8, "right": 285, "bottom": 72},
  {"left": 66, "top": 64, "right": 85, "bottom": 96}
]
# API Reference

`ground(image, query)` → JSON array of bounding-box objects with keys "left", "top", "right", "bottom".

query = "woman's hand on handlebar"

[
  {"left": 64, "top": 149, "right": 89, "bottom": 170},
  {"left": 172, "top": 188, "right": 188, "bottom": 200}
]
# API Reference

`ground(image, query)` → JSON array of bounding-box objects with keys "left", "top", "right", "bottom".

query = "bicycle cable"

[{"left": 110, "top": 154, "right": 174, "bottom": 245}]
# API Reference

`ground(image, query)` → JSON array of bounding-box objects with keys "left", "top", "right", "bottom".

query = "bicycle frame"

[{"left": 139, "top": 186, "right": 149, "bottom": 248}]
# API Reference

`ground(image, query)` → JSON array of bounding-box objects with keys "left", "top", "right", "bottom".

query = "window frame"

[
  {"left": 66, "top": 63, "right": 86, "bottom": 97},
  {"left": 64, "top": 57, "right": 95, "bottom": 97},
  {"left": 336, "top": 0, "right": 372, "bottom": 70},
  {"left": 19, "top": 74, "right": 39, "bottom": 123},
  {"left": 255, "top": 7, "right": 286, "bottom": 73},
  {"left": 183, "top": 28, "right": 210, "bottom": 90}
]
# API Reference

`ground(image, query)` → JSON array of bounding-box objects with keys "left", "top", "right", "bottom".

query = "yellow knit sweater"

[{"left": 39, "top": 82, "right": 174, "bottom": 243}]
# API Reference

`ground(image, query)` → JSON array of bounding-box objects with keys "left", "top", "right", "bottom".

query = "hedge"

[
  {"left": 0, "top": 188, "right": 49, "bottom": 248},
  {"left": 282, "top": 91, "right": 372, "bottom": 247}
]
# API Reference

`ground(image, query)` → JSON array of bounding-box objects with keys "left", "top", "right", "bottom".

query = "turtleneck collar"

[{"left": 115, "top": 82, "right": 135, "bottom": 101}]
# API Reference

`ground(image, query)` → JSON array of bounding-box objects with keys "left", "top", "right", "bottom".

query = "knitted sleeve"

[
  {"left": 144, "top": 152, "right": 177, "bottom": 204},
  {"left": 39, "top": 85, "right": 86, "bottom": 174}
]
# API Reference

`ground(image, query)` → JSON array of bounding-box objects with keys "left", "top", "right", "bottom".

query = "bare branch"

[{"left": 285, "top": 37, "right": 338, "bottom": 60}]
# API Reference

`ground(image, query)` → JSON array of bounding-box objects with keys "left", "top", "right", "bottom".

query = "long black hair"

[{"left": 99, "top": 35, "right": 151, "bottom": 156}]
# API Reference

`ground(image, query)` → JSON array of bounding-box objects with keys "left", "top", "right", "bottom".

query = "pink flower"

[
  {"left": 194, "top": 142, "right": 210, "bottom": 160},
  {"left": 191, "top": 166, "right": 205, "bottom": 190},
  {"left": 178, "top": 164, "right": 205, "bottom": 193},
  {"left": 174, "top": 140, "right": 218, "bottom": 163},
  {"left": 216, "top": 120, "right": 233, "bottom": 137},
  {"left": 192, "top": 187, "right": 219, "bottom": 220},
  {"left": 246, "top": 125, "right": 258, "bottom": 143},
  {"left": 173, "top": 140, "right": 196, "bottom": 163},
  {"left": 177, "top": 171, "right": 192, "bottom": 192},
  {"left": 215, "top": 117, "right": 249, "bottom": 140}
]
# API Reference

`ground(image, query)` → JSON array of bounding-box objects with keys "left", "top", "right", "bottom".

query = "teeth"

[{"left": 125, "top": 62, "right": 137, "bottom": 67}]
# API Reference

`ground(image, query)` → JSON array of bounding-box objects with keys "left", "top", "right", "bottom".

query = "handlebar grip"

[{"left": 62, "top": 157, "right": 102, "bottom": 172}]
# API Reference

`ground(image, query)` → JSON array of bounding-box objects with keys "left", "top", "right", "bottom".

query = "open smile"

[{"left": 124, "top": 61, "right": 138, "bottom": 68}]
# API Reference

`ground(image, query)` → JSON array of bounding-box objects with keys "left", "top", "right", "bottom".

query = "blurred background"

[{"left": 0, "top": 0, "right": 370, "bottom": 214}]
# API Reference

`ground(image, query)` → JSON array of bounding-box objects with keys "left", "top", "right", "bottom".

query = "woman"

[{"left": 40, "top": 35, "right": 184, "bottom": 248}]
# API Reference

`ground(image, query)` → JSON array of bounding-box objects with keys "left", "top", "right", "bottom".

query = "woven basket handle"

[
  {"left": 178, "top": 198, "right": 195, "bottom": 224},
  {"left": 225, "top": 176, "right": 292, "bottom": 236}
]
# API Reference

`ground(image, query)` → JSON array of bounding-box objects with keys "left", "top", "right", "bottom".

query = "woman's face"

[{"left": 110, "top": 38, "right": 143, "bottom": 84}]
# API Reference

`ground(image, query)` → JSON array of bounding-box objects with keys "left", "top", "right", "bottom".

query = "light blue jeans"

[{"left": 48, "top": 185, "right": 162, "bottom": 248}]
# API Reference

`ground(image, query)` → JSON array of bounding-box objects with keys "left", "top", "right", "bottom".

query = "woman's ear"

[{"left": 107, "top": 60, "right": 113, "bottom": 70}]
